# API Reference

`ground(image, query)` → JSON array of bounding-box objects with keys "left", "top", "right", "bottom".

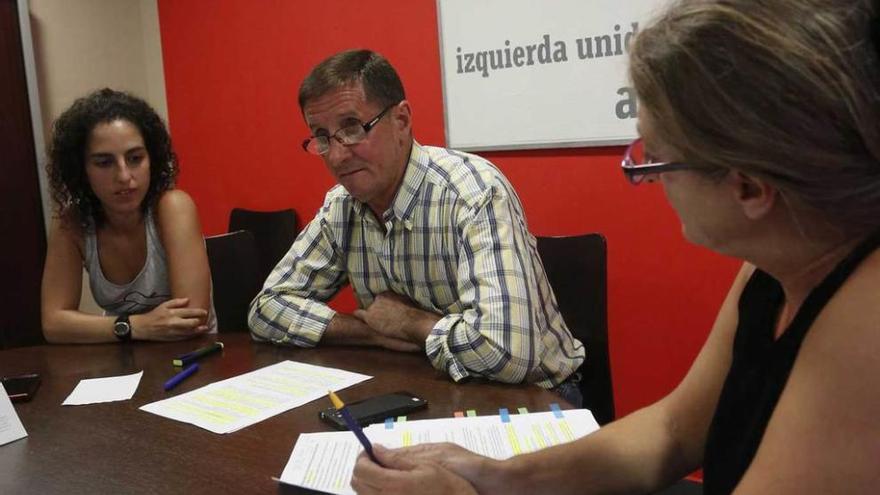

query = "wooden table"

[{"left": 0, "top": 333, "right": 570, "bottom": 494}]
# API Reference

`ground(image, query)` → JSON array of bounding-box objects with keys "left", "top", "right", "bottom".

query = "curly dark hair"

[{"left": 46, "top": 88, "right": 178, "bottom": 230}]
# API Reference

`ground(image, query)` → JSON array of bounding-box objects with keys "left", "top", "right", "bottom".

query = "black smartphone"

[
  {"left": 319, "top": 391, "right": 428, "bottom": 430},
  {"left": 1, "top": 373, "right": 41, "bottom": 403}
]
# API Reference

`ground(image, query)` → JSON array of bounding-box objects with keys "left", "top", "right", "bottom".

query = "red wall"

[{"left": 158, "top": 0, "right": 740, "bottom": 416}]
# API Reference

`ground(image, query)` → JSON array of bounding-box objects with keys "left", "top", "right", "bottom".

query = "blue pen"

[
  {"left": 328, "top": 390, "right": 383, "bottom": 466},
  {"left": 164, "top": 363, "right": 199, "bottom": 391}
]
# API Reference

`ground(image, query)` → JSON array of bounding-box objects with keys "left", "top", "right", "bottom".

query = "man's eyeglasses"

[
  {"left": 302, "top": 103, "right": 398, "bottom": 156},
  {"left": 621, "top": 137, "right": 695, "bottom": 185}
]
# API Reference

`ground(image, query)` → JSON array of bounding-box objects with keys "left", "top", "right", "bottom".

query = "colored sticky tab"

[
  {"left": 517, "top": 407, "right": 529, "bottom": 414},
  {"left": 499, "top": 408, "right": 510, "bottom": 423},
  {"left": 466, "top": 409, "right": 477, "bottom": 417},
  {"left": 453, "top": 411, "right": 464, "bottom": 418},
  {"left": 396, "top": 416, "right": 407, "bottom": 423},
  {"left": 550, "top": 403, "right": 564, "bottom": 418},
  {"left": 385, "top": 417, "right": 394, "bottom": 429}
]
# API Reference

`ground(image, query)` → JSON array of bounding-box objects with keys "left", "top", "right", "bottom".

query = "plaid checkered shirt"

[{"left": 248, "top": 142, "right": 585, "bottom": 389}]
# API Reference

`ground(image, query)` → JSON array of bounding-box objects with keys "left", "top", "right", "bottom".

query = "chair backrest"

[
  {"left": 536, "top": 233, "right": 614, "bottom": 425},
  {"left": 205, "top": 230, "right": 262, "bottom": 332},
  {"left": 228, "top": 208, "right": 299, "bottom": 284}
]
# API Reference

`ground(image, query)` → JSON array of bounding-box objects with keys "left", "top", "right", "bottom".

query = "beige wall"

[{"left": 28, "top": 0, "right": 168, "bottom": 312}]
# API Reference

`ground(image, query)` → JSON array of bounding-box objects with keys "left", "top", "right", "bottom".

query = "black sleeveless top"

[{"left": 703, "top": 231, "right": 880, "bottom": 494}]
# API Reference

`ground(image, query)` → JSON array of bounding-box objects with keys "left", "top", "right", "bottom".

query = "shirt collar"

[
  {"left": 391, "top": 141, "right": 429, "bottom": 227},
  {"left": 351, "top": 141, "right": 428, "bottom": 230}
]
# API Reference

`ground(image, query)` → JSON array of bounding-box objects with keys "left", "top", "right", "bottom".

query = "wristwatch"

[{"left": 113, "top": 314, "right": 132, "bottom": 341}]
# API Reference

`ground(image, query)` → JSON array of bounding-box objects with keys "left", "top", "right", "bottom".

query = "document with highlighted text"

[
  {"left": 279, "top": 408, "right": 600, "bottom": 495},
  {"left": 140, "top": 361, "right": 371, "bottom": 434}
]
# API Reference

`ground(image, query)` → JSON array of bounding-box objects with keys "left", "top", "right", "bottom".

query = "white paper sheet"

[
  {"left": 0, "top": 383, "right": 28, "bottom": 446},
  {"left": 281, "top": 432, "right": 362, "bottom": 494},
  {"left": 279, "top": 409, "right": 600, "bottom": 495},
  {"left": 139, "top": 360, "right": 371, "bottom": 434},
  {"left": 62, "top": 371, "right": 143, "bottom": 406}
]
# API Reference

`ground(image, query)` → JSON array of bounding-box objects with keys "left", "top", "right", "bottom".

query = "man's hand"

[{"left": 354, "top": 292, "right": 441, "bottom": 347}]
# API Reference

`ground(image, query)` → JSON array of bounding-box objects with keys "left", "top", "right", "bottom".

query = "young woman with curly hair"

[{"left": 41, "top": 88, "right": 216, "bottom": 343}]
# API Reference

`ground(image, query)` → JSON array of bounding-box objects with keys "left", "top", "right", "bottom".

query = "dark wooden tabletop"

[{"left": 0, "top": 333, "right": 571, "bottom": 494}]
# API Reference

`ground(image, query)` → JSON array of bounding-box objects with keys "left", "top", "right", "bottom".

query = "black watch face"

[{"left": 114, "top": 321, "right": 131, "bottom": 338}]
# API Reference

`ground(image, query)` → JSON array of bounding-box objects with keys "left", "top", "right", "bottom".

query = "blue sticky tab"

[
  {"left": 385, "top": 417, "right": 394, "bottom": 429},
  {"left": 499, "top": 408, "right": 510, "bottom": 423},
  {"left": 550, "top": 403, "right": 564, "bottom": 418}
]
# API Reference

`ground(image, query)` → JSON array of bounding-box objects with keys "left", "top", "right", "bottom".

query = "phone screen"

[
  {"left": 319, "top": 391, "right": 428, "bottom": 429},
  {"left": 1, "top": 373, "right": 41, "bottom": 403}
]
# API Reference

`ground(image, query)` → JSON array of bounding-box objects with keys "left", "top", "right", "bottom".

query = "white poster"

[{"left": 437, "top": 0, "right": 667, "bottom": 150}]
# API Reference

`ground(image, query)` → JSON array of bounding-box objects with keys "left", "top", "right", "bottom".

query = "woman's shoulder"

[
  {"left": 798, "top": 249, "right": 880, "bottom": 386},
  {"left": 819, "top": 248, "right": 880, "bottom": 340},
  {"left": 155, "top": 189, "right": 197, "bottom": 215},
  {"left": 794, "top": 247, "right": 880, "bottom": 425},
  {"left": 153, "top": 189, "right": 202, "bottom": 239}
]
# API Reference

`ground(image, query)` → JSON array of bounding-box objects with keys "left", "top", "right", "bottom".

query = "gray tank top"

[{"left": 84, "top": 210, "right": 217, "bottom": 332}]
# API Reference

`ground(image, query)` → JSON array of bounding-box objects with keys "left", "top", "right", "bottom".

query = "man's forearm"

[
  {"left": 325, "top": 313, "right": 424, "bottom": 352},
  {"left": 402, "top": 307, "right": 441, "bottom": 345},
  {"left": 322, "top": 313, "right": 381, "bottom": 345},
  {"left": 248, "top": 291, "right": 335, "bottom": 346}
]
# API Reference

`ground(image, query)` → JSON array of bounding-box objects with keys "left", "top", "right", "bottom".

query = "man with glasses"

[{"left": 248, "top": 49, "right": 585, "bottom": 404}]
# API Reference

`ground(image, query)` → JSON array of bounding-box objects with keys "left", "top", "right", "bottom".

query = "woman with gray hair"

[{"left": 351, "top": 0, "right": 880, "bottom": 493}]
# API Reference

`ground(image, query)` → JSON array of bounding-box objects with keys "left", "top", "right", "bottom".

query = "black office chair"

[
  {"left": 536, "top": 233, "right": 615, "bottom": 425},
  {"left": 205, "top": 230, "right": 262, "bottom": 332},
  {"left": 228, "top": 208, "right": 299, "bottom": 285},
  {"left": 653, "top": 479, "right": 703, "bottom": 494},
  {"left": 538, "top": 234, "right": 702, "bottom": 493}
]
